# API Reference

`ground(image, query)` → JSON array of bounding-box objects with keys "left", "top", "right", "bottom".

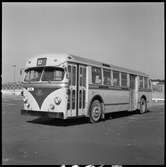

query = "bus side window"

[
  {"left": 103, "top": 69, "right": 111, "bottom": 85},
  {"left": 113, "top": 71, "right": 120, "bottom": 87},
  {"left": 121, "top": 72, "right": 127, "bottom": 87},
  {"left": 80, "top": 67, "right": 83, "bottom": 86},
  {"left": 139, "top": 76, "right": 143, "bottom": 88},
  {"left": 83, "top": 67, "right": 86, "bottom": 87},
  {"left": 68, "top": 65, "right": 71, "bottom": 85},
  {"left": 72, "top": 66, "right": 76, "bottom": 86},
  {"left": 92, "top": 67, "right": 102, "bottom": 84},
  {"left": 144, "top": 77, "right": 148, "bottom": 89},
  {"left": 95, "top": 75, "right": 101, "bottom": 84}
]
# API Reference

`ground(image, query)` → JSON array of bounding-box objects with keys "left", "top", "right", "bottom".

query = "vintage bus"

[{"left": 21, "top": 53, "right": 152, "bottom": 123}]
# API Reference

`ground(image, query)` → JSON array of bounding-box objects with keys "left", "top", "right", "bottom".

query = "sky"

[{"left": 2, "top": 3, "right": 164, "bottom": 83}]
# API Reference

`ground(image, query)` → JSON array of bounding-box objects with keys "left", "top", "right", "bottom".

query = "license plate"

[{"left": 27, "top": 87, "right": 34, "bottom": 91}]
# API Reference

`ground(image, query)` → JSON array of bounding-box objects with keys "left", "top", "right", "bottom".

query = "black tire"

[
  {"left": 89, "top": 100, "right": 102, "bottom": 123},
  {"left": 139, "top": 98, "right": 147, "bottom": 114}
]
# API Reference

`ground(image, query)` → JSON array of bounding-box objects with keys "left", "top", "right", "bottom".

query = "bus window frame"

[
  {"left": 103, "top": 68, "right": 111, "bottom": 86},
  {"left": 144, "top": 77, "right": 148, "bottom": 89},
  {"left": 24, "top": 67, "right": 44, "bottom": 83},
  {"left": 24, "top": 66, "right": 66, "bottom": 83},
  {"left": 121, "top": 72, "right": 128, "bottom": 88},
  {"left": 112, "top": 70, "right": 120, "bottom": 87},
  {"left": 91, "top": 66, "right": 102, "bottom": 85},
  {"left": 139, "top": 76, "right": 144, "bottom": 89},
  {"left": 41, "top": 66, "right": 65, "bottom": 82}
]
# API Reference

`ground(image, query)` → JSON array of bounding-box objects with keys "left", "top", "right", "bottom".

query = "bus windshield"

[
  {"left": 42, "top": 67, "right": 64, "bottom": 81},
  {"left": 24, "top": 67, "right": 43, "bottom": 82},
  {"left": 24, "top": 67, "right": 65, "bottom": 82}
]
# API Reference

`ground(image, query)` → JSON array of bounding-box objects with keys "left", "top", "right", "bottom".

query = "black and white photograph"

[{"left": 2, "top": 2, "right": 164, "bottom": 165}]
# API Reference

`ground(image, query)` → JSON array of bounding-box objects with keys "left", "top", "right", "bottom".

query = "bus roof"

[
  {"left": 25, "top": 53, "right": 149, "bottom": 77},
  {"left": 71, "top": 54, "right": 149, "bottom": 77}
]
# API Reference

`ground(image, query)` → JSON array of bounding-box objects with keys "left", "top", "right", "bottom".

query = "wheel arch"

[
  {"left": 88, "top": 94, "right": 104, "bottom": 117},
  {"left": 140, "top": 95, "right": 147, "bottom": 102}
]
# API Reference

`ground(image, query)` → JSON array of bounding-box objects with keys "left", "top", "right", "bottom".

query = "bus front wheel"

[
  {"left": 139, "top": 98, "right": 147, "bottom": 114},
  {"left": 89, "top": 100, "right": 102, "bottom": 123}
]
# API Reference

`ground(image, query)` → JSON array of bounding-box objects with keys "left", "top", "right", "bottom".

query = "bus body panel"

[
  {"left": 25, "top": 53, "right": 69, "bottom": 69},
  {"left": 22, "top": 85, "right": 68, "bottom": 119},
  {"left": 23, "top": 87, "right": 40, "bottom": 111},
  {"left": 41, "top": 87, "right": 67, "bottom": 114},
  {"left": 88, "top": 88, "right": 130, "bottom": 114}
]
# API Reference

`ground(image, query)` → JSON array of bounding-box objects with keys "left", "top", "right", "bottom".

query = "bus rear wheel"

[
  {"left": 139, "top": 98, "right": 147, "bottom": 114},
  {"left": 89, "top": 100, "right": 102, "bottom": 123}
]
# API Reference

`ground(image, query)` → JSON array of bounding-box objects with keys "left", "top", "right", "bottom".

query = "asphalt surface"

[{"left": 2, "top": 95, "right": 164, "bottom": 165}]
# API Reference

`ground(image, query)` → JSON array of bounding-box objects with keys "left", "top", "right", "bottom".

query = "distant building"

[
  {"left": 151, "top": 79, "right": 164, "bottom": 93},
  {"left": 151, "top": 79, "right": 164, "bottom": 102}
]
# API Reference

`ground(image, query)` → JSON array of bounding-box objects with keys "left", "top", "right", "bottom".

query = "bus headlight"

[
  {"left": 50, "top": 104, "right": 55, "bottom": 110},
  {"left": 23, "top": 98, "right": 28, "bottom": 103},
  {"left": 26, "top": 103, "right": 30, "bottom": 108},
  {"left": 54, "top": 97, "right": 62, "bottom": 105}
]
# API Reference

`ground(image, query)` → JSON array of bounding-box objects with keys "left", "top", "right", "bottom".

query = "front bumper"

[{"left": 21, "top": 109, "right": 64, "bottom": 119}]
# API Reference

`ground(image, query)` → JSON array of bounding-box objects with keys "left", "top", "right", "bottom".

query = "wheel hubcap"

[
  {"left": 141, "top": 100, "right": 146, "bottom": 113},
  {"left": 92, "top": 106, "right": 101, "bottom": 121}
]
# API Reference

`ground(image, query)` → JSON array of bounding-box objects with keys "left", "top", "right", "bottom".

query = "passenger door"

[
  {"left": 78, "top": 65, "right": 87, "bottom": 116},
  {"left": 67, "top": 64, "right": 77, "bottom": 117}
]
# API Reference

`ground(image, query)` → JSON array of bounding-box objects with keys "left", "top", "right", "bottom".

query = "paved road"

[{"left": 2, "top": 95, "right": 164, "bottom": 165}]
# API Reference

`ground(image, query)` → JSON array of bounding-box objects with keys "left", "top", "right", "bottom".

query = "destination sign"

[{"left": 37, "top": 58, "right": 47, "bottom": 66}]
